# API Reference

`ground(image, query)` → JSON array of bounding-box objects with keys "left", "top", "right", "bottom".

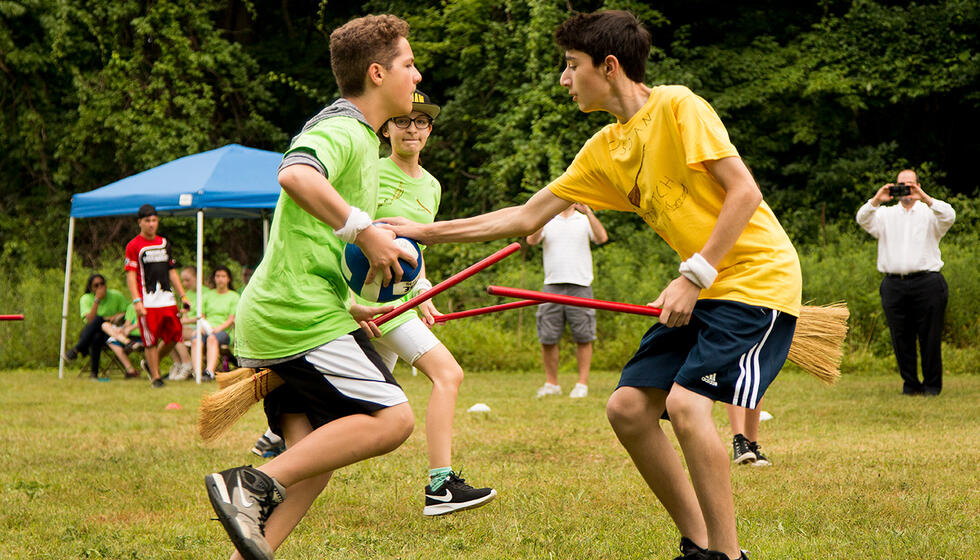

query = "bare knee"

[
  {"left": 429, "top": 362, "right": 463, "bottom": 392},
  {"left": 375, "top": 404, "right": 414, "bottom": 453},
  {"left": 606, "top": 388, "right": 650, "bottom": 433},
  {"left": 664, "top": 390, "right": 706, "bottom": 436}
]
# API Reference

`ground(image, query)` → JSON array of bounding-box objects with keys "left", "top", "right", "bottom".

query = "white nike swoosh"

[
  {"left": 236, "top": 473, "right": 254, "bottom": 507},
  {"left": 426, "top": 489, "right": 454, "bottom": 502}
]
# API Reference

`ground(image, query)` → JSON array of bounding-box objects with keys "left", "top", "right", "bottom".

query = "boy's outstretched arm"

[
  {"left": 278, "top": 165, "right": 415, "bottom": 285},
  {"left": 386, "top": 187, "right": 572, "bottom": 245}
]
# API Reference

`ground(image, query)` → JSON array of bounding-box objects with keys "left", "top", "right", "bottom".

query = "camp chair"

[{"left": 84, "top": 339, "right": 143, "bottom": 379}]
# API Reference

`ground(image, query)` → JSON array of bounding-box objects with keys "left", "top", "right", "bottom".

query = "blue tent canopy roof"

[{"left": 70, "top": 144, "right": 283, "bottom": 218}]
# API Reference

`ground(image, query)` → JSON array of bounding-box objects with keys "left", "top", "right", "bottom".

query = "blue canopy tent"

[{"left": 59, "top": 144, "right": 283, "bottom": 380}]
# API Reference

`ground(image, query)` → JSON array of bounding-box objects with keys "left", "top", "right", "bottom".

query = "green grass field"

[{"left": 1, "top": 366, "right": 977, "bottom": 559}]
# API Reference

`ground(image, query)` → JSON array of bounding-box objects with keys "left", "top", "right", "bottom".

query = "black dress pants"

[
  {"left": 879, "top": 272, "right": 947, "bottom": 394},
  {"left": 74, "top": 316, "right": 108, "bottom": 375}
]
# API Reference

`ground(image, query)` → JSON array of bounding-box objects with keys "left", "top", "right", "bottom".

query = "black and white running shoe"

[
  {"left": 251, "top": 434, "right": 286, "bottom": 458},
  {"left": 748, "top": 441, "right": 771, "bottom": 467},
  {"left": 205, "top": 465, "right": 286, "bottom": 560},
  {"left": 672, "top": 536, "right": 708, "bottom": 560},
  {"left": 703, "top": 550, "right": 750, "bottom": 560},
  {"left": 423, "top": 472, "right": 496, "bottom": 516},
  {"left": 732, "top": 434, "right": 756, "bottom": 465}
]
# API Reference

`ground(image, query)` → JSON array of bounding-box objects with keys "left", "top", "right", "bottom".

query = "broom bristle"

[
  {"left": 788, "top": 303, "right": 850, "bottom": 385},
  {"left": 198, "top": 369, "right": 284, "bottom": 442},
  {"left": 216, "top": 367, "right": 255, "bottom": 389}
]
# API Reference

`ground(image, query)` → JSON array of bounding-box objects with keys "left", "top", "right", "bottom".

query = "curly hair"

[{"left": 330, "top": 14, "right": 410, "bottom": 97}]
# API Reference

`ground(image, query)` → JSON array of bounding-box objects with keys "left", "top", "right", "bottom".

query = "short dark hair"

[
  {"left": 137, "top": 204, "right": 157, "bottom": 219},
  {"left": 330, "top": 14, "right": 410, "bottom": 97},
  {"left": 555, "top": 10, "right": 651, "bottom": 83}
]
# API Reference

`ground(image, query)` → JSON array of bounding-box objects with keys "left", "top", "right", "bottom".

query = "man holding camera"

[{"left": 856, "top": 169, "right": 955, "bottom": 395}]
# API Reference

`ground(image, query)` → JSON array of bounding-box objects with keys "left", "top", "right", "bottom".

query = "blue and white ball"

[{"left": 342, "top": 237, "right": 423, "bottom": 302}]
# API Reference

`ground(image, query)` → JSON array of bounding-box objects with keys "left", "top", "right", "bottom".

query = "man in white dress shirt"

[
  {"left": 856, "top": 169, "right": 956, "bottom": 395},
  {"left": 527, "top": 203, "right": 608, "bottom": 398}
]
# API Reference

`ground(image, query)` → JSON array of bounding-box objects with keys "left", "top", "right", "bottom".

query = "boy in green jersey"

[
  {"left": 351, "top": 91, "right": 496, "bottom": 515},
  {"left": 204, "top": 14, "right": 421, "bottom": 560}
]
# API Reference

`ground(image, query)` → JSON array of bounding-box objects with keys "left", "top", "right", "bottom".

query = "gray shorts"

[{"left": 535, "top": 284, "right": 597, "bottom": 345}]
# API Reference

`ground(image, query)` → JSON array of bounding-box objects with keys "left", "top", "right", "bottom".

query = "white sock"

[{"left": 264, "top": 429, "right": 281, "bottom": 444}]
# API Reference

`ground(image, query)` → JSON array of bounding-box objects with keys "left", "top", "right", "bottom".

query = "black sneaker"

[
  {"left": 205, "top": 465, "right": 286, "bottom": 560},
  {"left": 423, "top": 471, "right": 496, "bottom": 516},
  {"left": 703, "top": 551, "right": 749, "bottom": 560},
  {"left": 64, "top": 348, "right": 78, "bottom": 362},
  {"left": 748, "top": 441, "right": 771, "bottom": 467},
  {"left": 672, "top": 536, "right": 708, "bottom": 559},
  {"left": 150, "top": 378, "right": 165, "bottom": 388},
  {"left": 732, "top": 434, "right": 756, "bottom": 465}
]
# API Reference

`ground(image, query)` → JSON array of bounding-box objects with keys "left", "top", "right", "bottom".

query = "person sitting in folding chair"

[
  {"left": 64, "top": 273, "right": 129, "bottom": 379},
  {"left": 101, "top": 302, "right": 143, "bottom": 378},
  {"left": 198, "top": 266, "right": 240, "bottom": 381}
]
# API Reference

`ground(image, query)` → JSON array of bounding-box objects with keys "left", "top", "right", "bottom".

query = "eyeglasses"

[
  {"left": 91, "top": 282, "right": 104, "bottom": 287},
  {"left": 391, "top": 116, "right": 432, "bottom": 130}
]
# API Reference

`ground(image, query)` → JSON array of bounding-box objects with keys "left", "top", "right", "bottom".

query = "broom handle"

[
  {"left": 374, "top": 242, "right": 522, "bottom": 326},
  {"left": 433, "top": 300, "right": 540, "bottom": 324},
  {"left": 486, "top": 286, "right": 663, "bottom": 317}
]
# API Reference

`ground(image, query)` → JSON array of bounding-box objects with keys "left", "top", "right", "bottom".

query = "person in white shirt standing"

[
  {"left": 526, "top": 203, "right": 608, "bottom": 398},
  {"left": 856, "top": 169, "right": 956, "bottom": 396}
]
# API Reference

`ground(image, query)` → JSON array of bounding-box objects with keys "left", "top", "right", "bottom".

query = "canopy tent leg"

[
  {"left": 58, "top": 218, "right": 76, "bottom": 379},
  {"left": 262, "top": 211, "right": 269, "bottom": 251},
  {"left": 195, "top": 210, "right": 204, "bottom": 384}
]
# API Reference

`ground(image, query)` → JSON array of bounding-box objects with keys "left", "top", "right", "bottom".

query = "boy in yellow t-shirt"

[{"left": 389, "top": 10, "right": 800, "bottom": 560}]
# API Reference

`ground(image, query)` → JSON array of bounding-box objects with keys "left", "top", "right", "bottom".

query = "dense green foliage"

[
  {"left": 2, "top": 1, "right": 979, "bottom": 367},
  {"left": 2, "top": 0, "right": 978, "bottom": 266}
]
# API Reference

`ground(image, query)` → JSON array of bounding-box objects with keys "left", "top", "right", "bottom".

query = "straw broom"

[
  {"left": 216, "top": 367, "right": 256, "bottom": 389},
  {"left": 198, "top": 368, "right": 283, "bottom": 442},
  {"left": 199, "top": 303, "right": 849, "bottom": 441},
  {"left": 790, "top": 303, "right": 850, "bottom": 385}
]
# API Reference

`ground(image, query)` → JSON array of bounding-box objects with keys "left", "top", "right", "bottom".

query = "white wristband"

[
  {"left": 411, "top": 277, "right": 433, "bottom": 297},
  {"left": 678, "top": 252, "right": 718, "bottom": 290},
  {"left": 333, "top": 207, "right": 373, "bottom": 243}
]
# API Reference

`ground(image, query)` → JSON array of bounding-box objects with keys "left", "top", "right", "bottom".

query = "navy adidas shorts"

[
  {"left": 618, "top": 300, "right": 796, "bottom": 409},
  {"left": 263, "top": 329, "right": 407, "bottom": 437}
]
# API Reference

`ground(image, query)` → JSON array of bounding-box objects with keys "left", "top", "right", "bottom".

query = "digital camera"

[{"left": 888, "top": 183, "right": 911, "bottom": 197}]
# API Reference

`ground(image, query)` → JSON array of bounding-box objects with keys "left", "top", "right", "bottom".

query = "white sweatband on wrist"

[
  {"left": 678, "top": 252, "right": 718, "bottom": 290},
  {"left": 333, "top": 207, "right": 373, "bottom": 243},
  {"left": 411, "top": 277, "right": 433, "bottom": 297}
]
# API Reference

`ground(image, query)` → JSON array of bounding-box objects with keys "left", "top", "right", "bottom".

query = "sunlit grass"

[{"left": 1, "top": 366, "right": 977, "bottom": 559}]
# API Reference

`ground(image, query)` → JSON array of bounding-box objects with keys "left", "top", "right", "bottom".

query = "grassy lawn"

[{"left": 1, "top": 366, "right": 977, "bottom": 559}]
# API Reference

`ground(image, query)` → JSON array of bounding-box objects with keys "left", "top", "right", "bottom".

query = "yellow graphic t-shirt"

[{"left": 548, "top": 85, "right": 801, "bottom": 316}]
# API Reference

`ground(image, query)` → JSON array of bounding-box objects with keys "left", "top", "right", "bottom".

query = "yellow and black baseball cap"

[{"left": 412, "top": 90, "right": 440, "bottom": 120}]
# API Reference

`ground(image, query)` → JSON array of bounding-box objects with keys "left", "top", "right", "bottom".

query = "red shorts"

[{"left": 139, "top": 306, "right": 183, "bottom": 346}]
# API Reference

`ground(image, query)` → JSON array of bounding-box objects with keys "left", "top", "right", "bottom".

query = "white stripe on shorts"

[
  {"left": 733, "top": 310, "right": 778, "bottom": 409},
  {"left": 304, "top": 334, "right": 407, "bottom": 407},
  {"left": 139, "top": 315, "right": 154, "bottom": 346}
]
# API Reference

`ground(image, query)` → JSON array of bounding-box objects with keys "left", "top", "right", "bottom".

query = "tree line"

[{"left": 2, "top": 0, "right": 978, "bottom": 270}]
